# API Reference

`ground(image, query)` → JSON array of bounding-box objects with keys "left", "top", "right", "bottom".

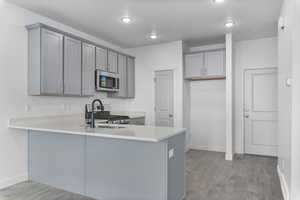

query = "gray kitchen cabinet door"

[
  {"left": 41, "top": 28, "right": 64, "bottom": 95},
  {"left": 127, "top": 57, "right": 135, "bottom": 98},
  {"left": 204, "top": 50, "right": 225, "bottom": 77},
  {"left": 108, "top": 50, "right": 118, "bottom": 73},
  {"left": 107, "top": 54, "right": 127, "bottom": 98},
  {"left": 118, "top": 54, "right": 127, "bottom": 97},
  {"left": 96, "top": 47, "right": 107, "bottom": 71},
  {"left": 82, "top": 43, "right": 96, "bottom": 96},
  {"left": 184, "top": 53, "right": 204, "bottom": 78},
  {"left": 64, "top": 36, "right": 82, "bottom": 96}
]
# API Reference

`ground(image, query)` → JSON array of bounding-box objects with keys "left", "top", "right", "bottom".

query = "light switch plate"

[
  {"left": 278, "top": 16, "right": 285, "bottom": 30},
  {"left": 168, "top": 148, "right": 175, "bottom": 159},
  {"left": 286, "top": 78, "right": 292, "bottom": 87}
]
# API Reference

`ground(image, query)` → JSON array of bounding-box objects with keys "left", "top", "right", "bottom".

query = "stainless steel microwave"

[{"left": 95, "top": 70, "right": 120, "bottom": 92}]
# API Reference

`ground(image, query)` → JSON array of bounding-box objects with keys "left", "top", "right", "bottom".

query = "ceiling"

[{"left": 7, "top": 0, "right": 282, "bottom": 48}]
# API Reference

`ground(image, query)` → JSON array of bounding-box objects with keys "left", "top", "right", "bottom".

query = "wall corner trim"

[
  {"left": 277, "top": 165, "right": 290, "bottom": 200},
  {"left": 225, "top": 153, "right": 233, "bottom": 161},
  {"left": 0, "top": 174, "right": 28, "bottom": 189},
  {"left": 225, "top": 33, "right": 233, "bottom": 161}
]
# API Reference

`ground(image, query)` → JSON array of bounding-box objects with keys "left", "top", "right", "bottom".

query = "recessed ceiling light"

[
  {"left": 212, "top": 0, "right": 225, "bottom": 4},
  {"left": 121, "top": 17, "right": 132, "bottom": 24},
  {"left": 225, "top": 20, "right": 235, "bottom": 28},
  {"left": 149, "top": 33, "right": 158, "bottom": 40}
]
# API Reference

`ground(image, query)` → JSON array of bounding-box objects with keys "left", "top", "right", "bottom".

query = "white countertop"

[{"left": 8, "top": 115, "right": 185, "bottom": 142}]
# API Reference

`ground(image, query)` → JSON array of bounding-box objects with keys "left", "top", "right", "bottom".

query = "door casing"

[
  {"left": 154, "top": 69, "right": 174, "bottom": 127},
  {"left": 242, "top": 67, "right": 278, "bottom": 155}
]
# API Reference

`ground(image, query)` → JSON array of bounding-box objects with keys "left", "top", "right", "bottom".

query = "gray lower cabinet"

[
  {"left": 108, "top": 50, "right": 118, "bottom": 73},
  {"left": 82, "top": 43, "right": 96, "bottom": 96},
  {"left": 64, "top": 36, "right": 82, "bottom": 96},
  {"left": 127, "top": 57, "right": 135, "bottom": 98},
  {"left": 96, "top": 46, "right": 107, "bottom": 71},
  {"left": 28, "top": 27, "right": 64, "bottom": 96},
  {"left": 29, "top": 132, "right": 85, "bottom": 194},
  {"left": 29, "top": 131, "right": 186, "bottom": 200}
]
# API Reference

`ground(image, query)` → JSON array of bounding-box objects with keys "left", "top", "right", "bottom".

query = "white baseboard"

[
  {"left": 189, "top": 145, "right": 225, "bottom": 153},
  {"left": 277, "top": 165, "right": 289, "bottom": 200},
  {"left": 225, "top": 153, "right": 233, "bottom": 161},
  {"left": 0, "top": 174, "right": 28, "bottom": 189}
]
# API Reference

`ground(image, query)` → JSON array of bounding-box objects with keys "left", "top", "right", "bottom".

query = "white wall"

[
  {"left": 189, "top": 80, "right": 226, "bottom": 152},
  {"left": 278, "top": 0, "right": 300, "bottom": 199},
  {"left": 278, "top": 0, "right": 292, "bottom": 198},
  {"left": 290, "top": 1, "right": 300, "bottom": 198},
  {"left": 182, "top": 42, "right": 191, "bottom": 150},
  {"left": 233, "top": 37, "right": 278, "bottom": 154},
  {"left": 125, "top": 41, "right": 184, "bottom": 128},
  {"left": 0, "top": 1, "right": 135, "bottom": 188}
]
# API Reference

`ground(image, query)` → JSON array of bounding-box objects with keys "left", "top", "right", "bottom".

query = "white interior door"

[
  {"left": 155, "top": 70, "right": 174, "bottom": 127},
  {"left": 244, "top": 68, "right": 278, "bottom": 156}
]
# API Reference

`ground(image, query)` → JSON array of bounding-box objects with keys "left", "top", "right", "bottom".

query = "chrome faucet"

[{"left": 90, "top": 99, "right": 104, "bottom": 128}]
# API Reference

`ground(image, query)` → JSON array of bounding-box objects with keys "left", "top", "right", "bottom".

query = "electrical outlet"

[
  {"left": 25, "top": 104, "right": 31, "bottom": 112},
  {"left": 63, "top": 104, "right": 68, "bottom": 111}
]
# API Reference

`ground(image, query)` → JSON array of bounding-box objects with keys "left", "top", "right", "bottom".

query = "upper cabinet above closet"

[{"left": 184, "top": 49, "right": 225, "bottom": 80}]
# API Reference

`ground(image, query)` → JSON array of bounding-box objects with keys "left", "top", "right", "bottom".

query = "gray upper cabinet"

[
  {"left": 27, "top": 23, "right": 134, "bottom": 97},
  {"left": 127, "top": 57, "right": 135, "bottom": 98},
  {"left": 184, "top": 49, "right": 225, "bottom": 79},
  {"left": 108, "top": 54, "right": 127, "bottom": 98},
  {"left": 96, "top": 47, "right": 107, "bottom": 71},
  {"left": 27, "top": 26, "right": 64, "bottom": 96},
  {"left": 82, "top": 43, "right": 96, "bottom": 96},
  {"left": 204, "top": 50, "right": 225, "bottom": 77},
  {"left": 119, "top": 55, "right": 128, "bottom": 97},
  {"left": 108, "top": 50, "right": 118, "bottom": 73},
  {"left": 108, "top": 55, "right": 135, "bottom": 99},
  {"left": 41, "top": 29, "right": 64, "bottom": 95},
  {"left": 64, "top": 36, "right": 82, "bottom": 96},
  {"left": 184, "top": 53, "right": 204, "bottom": 79}
]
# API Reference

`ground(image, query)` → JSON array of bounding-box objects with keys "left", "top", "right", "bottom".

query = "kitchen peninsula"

[{"left": 9, "top": 115, "right": 186, "bottom": 200}]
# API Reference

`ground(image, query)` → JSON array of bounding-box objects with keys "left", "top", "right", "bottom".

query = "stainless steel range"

[{"left": 85, "top": 101, "right": 130, "bottom": 126}]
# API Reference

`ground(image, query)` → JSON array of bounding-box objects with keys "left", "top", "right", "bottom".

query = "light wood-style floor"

[{"left": 0, "top": 150, "right": 283, "bottom": 200}]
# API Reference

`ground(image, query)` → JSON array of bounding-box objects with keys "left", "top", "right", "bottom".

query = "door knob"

[
  {"left": 169, "top": 114, "right": 173, "bottom": 118},
  {"left": 244, "top": 114, "right": 249, "bottom": 118}
]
